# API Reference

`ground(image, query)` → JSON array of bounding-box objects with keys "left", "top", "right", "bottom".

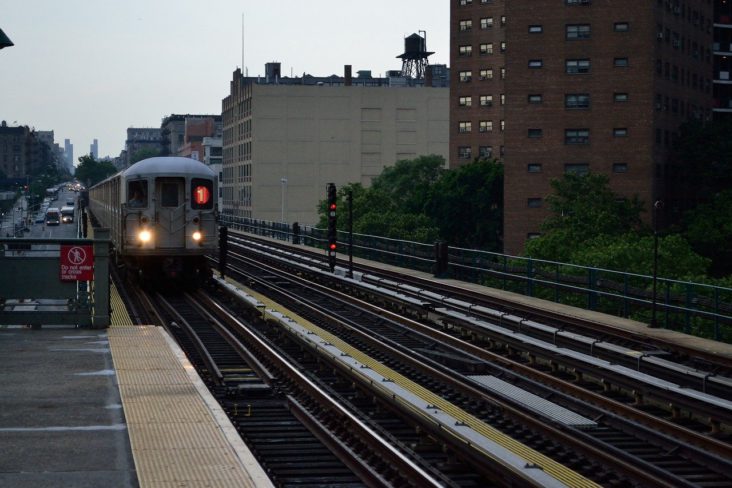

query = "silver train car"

[{"left": 89, "top": 157, "right": 218, "bottom": 284}]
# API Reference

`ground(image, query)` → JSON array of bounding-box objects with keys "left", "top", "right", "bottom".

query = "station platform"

[{"left": 0, "top": 285, "right": 272, "bottom": 488}]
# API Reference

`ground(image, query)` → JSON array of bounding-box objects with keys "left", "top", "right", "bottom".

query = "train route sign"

[{"left": 60, "top": 245, "right": 94, "bottom": 281}]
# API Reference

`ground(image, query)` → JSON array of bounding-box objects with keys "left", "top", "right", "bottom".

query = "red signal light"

[
  {"left": 329, "top": 203, "right": 336, "bottom": 211},
  {"left": 329, "top": 243, "right": 336, "bottom": 251}
]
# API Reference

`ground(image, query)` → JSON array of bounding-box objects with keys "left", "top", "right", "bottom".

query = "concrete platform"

[{"left": 0, "top": 326, "right": 137, "bottom": 488}]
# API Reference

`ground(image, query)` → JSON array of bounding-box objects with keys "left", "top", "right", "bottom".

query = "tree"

[
  {"left": 426, "top": 158, "right": 503, "bottom": 251},
  {"left": 370, "top": 154, "right": 445, "bottom": 215},
  {"left": 526, "top": 173, "right": 645, "bottom": 262},
  {"left": 75, "top": 155, "right": 117, "bottom": 187},
  {"left": 681, "top": 190, "right": 732, "bottom": 277},
  {"left": 526, "top": 172, "right": 710, "bottom": 280}
]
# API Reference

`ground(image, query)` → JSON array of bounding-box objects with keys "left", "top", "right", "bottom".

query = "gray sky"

[{"left": 1, "top": 0, "right": 449, "bottom": 161}]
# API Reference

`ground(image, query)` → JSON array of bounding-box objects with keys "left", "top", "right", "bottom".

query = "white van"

[{"left": 46, "top": 207, "right": 61, "bottom": 226}]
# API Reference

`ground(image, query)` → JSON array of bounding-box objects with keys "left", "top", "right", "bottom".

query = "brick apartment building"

[{"left": 451, "top": 0, "right": 715, "bottom": 255}]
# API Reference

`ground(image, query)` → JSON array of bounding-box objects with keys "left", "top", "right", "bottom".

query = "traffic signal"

[{"left": 326, "top": 183, "right": 337, "bottom": 271}]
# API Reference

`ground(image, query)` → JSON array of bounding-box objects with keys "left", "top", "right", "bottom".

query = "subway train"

[{"left": 88, "top": 157, "right": 218, "bottom": 286}]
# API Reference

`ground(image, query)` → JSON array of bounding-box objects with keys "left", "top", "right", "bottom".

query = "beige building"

[{"left": 222, "top": 67, "right": 449, "bottom": 226}]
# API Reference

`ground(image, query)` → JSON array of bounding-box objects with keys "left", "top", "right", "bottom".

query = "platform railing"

[
  {"left": 219, "top": 215, "right": 732, "bottom": 343},
  {"left": 0, "top": 228, "right": 110, "bottom": 328}
]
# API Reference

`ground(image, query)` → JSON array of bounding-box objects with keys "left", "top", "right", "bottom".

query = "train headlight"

[
  {"left": 139, "top": 229, "right": 152, "bottom": 243},
  {"left": 192, "top": 231, "right": 202, "bottom": 242}
]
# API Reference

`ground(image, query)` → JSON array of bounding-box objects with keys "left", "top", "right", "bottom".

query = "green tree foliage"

[
  {"left": 130, "top": 147, "right": 161, "bottom": 165},
  {"left": 315, "top": 155, "right": 503, "bottom": 250},
  {"left": 671, "top": 120, "right": 732, "bottom": 202},
  {"left": 75, "top": 155, "right": 117, "bottom": 187},
  {"left": 681, "top": 190, "right": 732, "bottom": 277},
  {"left": 526, "top": 173, "right": 710, "bottom": 280},
  {"left": 526, "top": 173, "right": 645, "bottom": 262},
  {"left": 426, "top": 158, "right": 503, "bottom": 250},
  {"left": 569, "top": 233, "right": 710, "bottom": 279}
]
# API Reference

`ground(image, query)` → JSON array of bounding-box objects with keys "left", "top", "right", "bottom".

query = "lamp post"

[
  {"left": 650, "top": 200, "right": 663, "bottom": 328},
  {"left": 280, "top": 177, "right": 287, "bottom": 223}
]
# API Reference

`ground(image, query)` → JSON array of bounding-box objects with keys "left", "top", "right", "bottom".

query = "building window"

[
  {"left": 614, "top": 22, "right": 629, "bottom": 32},
  {"left": 479, "top": 68, "right": 493, "bottom": 80},
  {"left": 528, "top": 59, "right": 543, "bottom": 68},
  {"left": 479, "top": 146, "right": 493, "bottom": 158},
  {"left": 458, "top": 146, "right": 472, "bottom": 159},
  {"left": 500, "top": 41, "right": 506, "bottom": 53},
  {"left": 480, "top": 17, "right": 494, "bottom": 29},
  {"left": 528, "top": 94, "right": 543, "bottom": 104},
  {"left": 566, "top": 59, "right": 590, "bottom": 74},
  {"left": 459, "top": 70, "right": 472, "bottom": 82},
  {"left": 501, "top": 67, "right": 505, "bottom": 79},
  {"left": 480, "top": 95, "right": 493, "bottom": 106},
  {"left": 479, "top": 120, "right": 493, "bottom": 132},
  {"left": 613, "top": 163, "right": 628, "bottom": 173},
  {"left": 528, "top": 198, "right": 543, "bottom": 208},
  {"left": 527, "top": 233, "right": 541, "bottom": 240},
  {"left": 565, "top": 163, "right": 590, "bottom": 175},
  {"left": 614, "top": 57, "right": 629, "bottom": 67},
  {"left": 480, "top": 43, "right": 494, "bottom": 55},
  {"left": 566, "top": 24, "right": 591, "bottom": 39},
  {"left": 527, "top": 163, "right": 542, "bottom": 173},
  {"left": 613, "top": 128, "right": 628, "bottom": 137},
  {"left": 565, "top": 129, "right": 590, "bottom": 144},
  {"left": 614, "top": 92, "right": 629, "bottom": 102},
  {"left": 459, "top": 121, "right": 472, "bottom": 133},
  {"left": 529, "top": 25, "right": 543, "bottom": 33},
  {"left": 459, "top": 45, "right": 473, "bottom": 57},
  {"left": 500, "top": 94, "right": 505, "bottom": 105},
  {"left": 500, "top": 120, "right": 505, "bottom": 132},
  {"left": 459, "top": 0, "right": 472, "bottom": 5},
  {"left": 565, "top": 93, "right": 590, "bottom": 109},
  {"left": 528, "top": 128, "right": 543, "bottom": 138},
  {"left": 566, "top": 0, "right": 590, "bottom": 4},
  {"left": 459, "top": 96, "right": 472, "bottom": 107},
  {"left": 459, "top": 19, "right": 473, "bottom": 31}
]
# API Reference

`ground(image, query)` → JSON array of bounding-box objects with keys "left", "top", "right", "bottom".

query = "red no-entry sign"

[{"left": 60, "top": 245, "right": 94, "bottom": 281}]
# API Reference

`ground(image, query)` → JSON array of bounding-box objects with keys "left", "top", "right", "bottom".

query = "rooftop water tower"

[{"left": 397, "top": 31, "right": 433, "bottom": 80}]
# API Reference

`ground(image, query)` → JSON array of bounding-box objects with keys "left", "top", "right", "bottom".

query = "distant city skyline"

[{"left": 0, "top": 1, "right": 449, "bottom": 161}]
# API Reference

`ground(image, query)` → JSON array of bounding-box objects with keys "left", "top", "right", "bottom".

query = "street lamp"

[
  {"left": 0, "top": 28, "right": 14, "bottom": 49},
  {"left": 650, "top": 200, "right": 663, "bottom": 328},
  {"left": 280, "top": 177, "right": 287, "bottom": 223}
]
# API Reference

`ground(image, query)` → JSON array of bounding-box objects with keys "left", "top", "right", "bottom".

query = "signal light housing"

[{"left": 326, "top": 183, "right": 337, "bottom": 272}]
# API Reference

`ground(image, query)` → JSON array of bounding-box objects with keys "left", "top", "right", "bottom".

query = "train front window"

[
  {"left": 128, "top": 180, "right": 148, "bottom": 208},
  {"left": 191, "top": 178, "right": 214, "bottom": 210},
  {"left": 161, "top": 183, "right": 179, "bottom": 207}
]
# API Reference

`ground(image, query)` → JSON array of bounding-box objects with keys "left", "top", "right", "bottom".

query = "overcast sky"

[{"left": 1, "top": 0, "right": 449, "bottom": 161}]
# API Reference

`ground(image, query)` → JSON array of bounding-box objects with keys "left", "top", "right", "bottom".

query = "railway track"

[
  {"left": 111, "top": 231, "right": 732, "bottom": 486},
  {"left": 212, "top": 250, "right": 732, "bottom": 487},
  {"left": 225, "top": 234, "right": 732, "bottom": 438}
]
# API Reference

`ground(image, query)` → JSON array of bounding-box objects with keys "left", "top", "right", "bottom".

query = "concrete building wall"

[{"left": 223, "top": 71, "right": 448, "bottom": 226}]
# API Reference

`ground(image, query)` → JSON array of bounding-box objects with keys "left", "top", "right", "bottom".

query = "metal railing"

[{"left": 220, "top": 215, "right": 732, "bottom": 343}]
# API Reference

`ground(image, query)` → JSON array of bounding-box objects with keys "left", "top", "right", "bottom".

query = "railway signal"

[{"left": 326, "top": 183, "right": 337, "bottom": 272}]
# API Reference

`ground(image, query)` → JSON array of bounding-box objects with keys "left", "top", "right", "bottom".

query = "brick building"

[{"left": 451, "top": 0, "right": 715, "bottom": 255}]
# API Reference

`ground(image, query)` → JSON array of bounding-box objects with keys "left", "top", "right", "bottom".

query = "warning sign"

[{"left": 60, "top": 245, "right": 94, "bottom": 281}]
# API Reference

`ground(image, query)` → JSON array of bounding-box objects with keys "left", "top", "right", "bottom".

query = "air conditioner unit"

[{"left": 673, "top": 40, "right": 680, "bottom": 47}]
